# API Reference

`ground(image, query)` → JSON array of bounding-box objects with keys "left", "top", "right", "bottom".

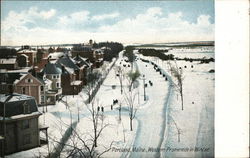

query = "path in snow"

[{"left": 128, "top": 59, "right": 173, "bottom": 158}]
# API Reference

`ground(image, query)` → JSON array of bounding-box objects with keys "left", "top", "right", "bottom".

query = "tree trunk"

[
  {"left": 89, "top": 93, "right": 91, "bottom": 103},
  {"left": 130, "top": 118, "right": 133, "bottom": 131},
  {"left": 120, "top": 82, "right": 123, "bottom": 94},
  {"left": 94, "top": 128, "right": 97, "bottom": 147},
  {"left": 180, "top": 86, "right": 183, "bottom": 110}
]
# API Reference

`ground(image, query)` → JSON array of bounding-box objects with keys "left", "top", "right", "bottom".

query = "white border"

[{"left": 215, "top": 0, "right": 249, "bottom": 157}]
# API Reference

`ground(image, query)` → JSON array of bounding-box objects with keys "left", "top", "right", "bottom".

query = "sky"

[{"left": 1, "top": 0, "right": 214, "bottom": 46}]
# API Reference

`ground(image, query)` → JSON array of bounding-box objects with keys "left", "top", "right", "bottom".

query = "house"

[
  {"left": 60, "top": 66, "right": 82, "bottom": 95},
  {"left": 71, "top": 44, "right": 95, "bottom": 61},
  {"left": 35, "top": 49, "right": 49, "bottom": 72},
  {"left": 56, "top": 55, "right": 81, "bottom": 80},
  {"left": 56, "top": 56, "right": 83, "bottom": 95},
  {"left": 93, "top": 49, "right": 104, "bottom": 68},
  {"left": 0, "top": 71, "right": 45, "bottom": 105},
  {"left": 14, "top": 73, "right": 44, "bottom": 105},
  {"left": 0, "top": 58, "right": 18, "bottom": 70},
  {"left": 16, "top": 54, "right": 29, "bottom": 67},
  {"left": 41, "top": 62, "right": 62, "bottom": 104},
  {"left": 0, "top": 93, "right": 43, "bottom": 155},
  {"left": 17, "top": 49, "right": 37, "bottom": 66},
  {"left": 73, "top": 54, "right": 92, "bottom": 85}
]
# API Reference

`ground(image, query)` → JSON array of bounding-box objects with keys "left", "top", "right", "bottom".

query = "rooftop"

[
  {"left": 0, "top": 93, "right": 41, "bottom": 118},
  {"left": 0, "top": 58, "right": 16, "bottom": 64}
]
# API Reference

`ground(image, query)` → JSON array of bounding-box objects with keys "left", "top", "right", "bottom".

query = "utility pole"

[{"left": 143, "top": 75, "right": 146, "bottom": 101}]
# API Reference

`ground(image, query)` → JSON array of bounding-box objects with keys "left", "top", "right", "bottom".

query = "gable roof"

[
  {"left": 56, "top": 56, "right": 79, "bottom": 70},
  {"left": 73, "top": 55, "right": 90, "bottom": 68},
  {"left": 14, "top": 73, "right": 43, "bottom": 85}
]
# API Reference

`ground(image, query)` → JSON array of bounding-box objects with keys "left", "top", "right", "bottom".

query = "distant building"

[
  {"left": 94, "top": 49, "right": 104, "bottom": 68},
  {"left": 41, "top": 62, "right": 62, "bottom": 104},
  {"left": 17, "top": 49, "right": 37, "bottom": 66},
  {"left": 0, "top": 93, "right": 43, "bottom": 155},
  {"left": 71, "top": 44, "right": 104, "bottom": 68},
  {"left": 16, "top": 54, "right": 29, "bottom": 67},
  {"left": 48, "top": 52, "right": 65, "bottom": 61},
  {"left": 73, "top": 54, "right": 92, "bottom": 85},
  {"left": 0, "top": 58, "right": 18, "bottom": 70}
]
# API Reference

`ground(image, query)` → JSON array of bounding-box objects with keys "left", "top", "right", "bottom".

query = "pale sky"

[{"left": 1, "top": 1, "right": 214, "bottom": 46}]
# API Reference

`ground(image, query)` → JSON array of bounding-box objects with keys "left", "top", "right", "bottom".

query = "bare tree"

[
  {"left": 114, "top": 65, "right": 124, "bottom": 94},
  {"left": 169, "top": 115, "right": 182, "bottom": 143},
  {"left": 84, "top": 71, "right": 101, "bottom": 103},
  {"left": 124, "top": 90, "right": 138, "bottom": 131},
  {"left": 127, "top": 70, "right": 140, "bottom": 91},
  {"left": 49, "top": 99, "right": 113, "bottom": 158},
  {"left": 87, "top": 99, "right": 108, "bottom": 148},
  {"left": 167, "top": 61, "right": 184, "bottom": 110}
]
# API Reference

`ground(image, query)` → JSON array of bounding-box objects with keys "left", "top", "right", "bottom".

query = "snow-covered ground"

[
  {"left": 7, "top": 47, "right": 214, "bottom": 158},
  {"left": 137, "top": 47, "right": 214, "bottom": 157}
]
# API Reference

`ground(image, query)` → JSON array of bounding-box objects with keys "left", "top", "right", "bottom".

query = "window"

[
  {"left": 22, "top": 134, "right": 31, "bottom": 145},
  {"left": 53, "top": 75, "right": 56, "bottom": 79},
  {"left": 23, "top": 102, "right": 30, "bottom": 114},
  {"left": 26, "top": 78, "right": 33, "bottom": 83},
  {"left": 56, "top": 82, "right": 60, "bottom": 88},
  {"left": 40, "top": 86, "right": 44, "bottom": 92},
  {"left": 22, "top": 119, "right": 30, "bottom": 129},
  {"left": 22, "top": 87, "right": 26, "bottom": 94}
]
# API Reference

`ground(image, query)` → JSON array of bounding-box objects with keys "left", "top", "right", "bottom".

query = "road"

[{"left": 128, "top": 58, "right": 173, "bottom": 158}]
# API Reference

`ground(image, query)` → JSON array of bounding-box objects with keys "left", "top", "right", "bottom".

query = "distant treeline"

[
  {"left": 175, "top": 57, "right": 215, "bottom": 63},
  {"left": 138, "top": 48, "right": 174, "bottom": 60},
  {"left": 124, "top": 46, "right": 136, "bottom": 62},
  {"left": 136, "top": 41, "right": 214, "bottom": 48},
  {"left": 0, "top": 47, "right": 17, "bottom": 58},
  {"left": 94, "top": 42, "right": 124, "bottom": 61},
  {"left": 138, "top": 48, "right": 214, "bottom": 63}
]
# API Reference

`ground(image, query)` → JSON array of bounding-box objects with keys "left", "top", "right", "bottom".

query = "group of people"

[{"left": 97, "top": 106, "right": 104, "bottom": 112}]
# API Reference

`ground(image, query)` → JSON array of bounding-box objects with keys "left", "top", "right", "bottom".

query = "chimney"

[
  {"left": 8, "top": 84, "right": 14, "bottom": 95},
  {"left": 62, "top": 65, "right": 65, "bottom": 73}
]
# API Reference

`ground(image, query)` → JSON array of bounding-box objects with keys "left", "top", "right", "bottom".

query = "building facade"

[{"left": 0, "top": 94, "right": 42, "bottom": 155}]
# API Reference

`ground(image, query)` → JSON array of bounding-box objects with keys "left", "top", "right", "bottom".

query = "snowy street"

[{"left": 128, "top": 59, "right": 173, "bottom": 158}]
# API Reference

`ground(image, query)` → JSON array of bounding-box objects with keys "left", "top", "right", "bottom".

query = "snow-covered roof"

[
  {"left": 1, "top": 111, "right": 42, "bottom": 120},
  {"left": 7, "top": 67, "right": 32, "bottom": 73},
  {"left": 0, "top": 93, "right": 40, "bottom": 118},
  {"left": 19, "top": 54, "right": 29, "bottom": 58},
  {"left": 0, "top": 58, "right": 16, "bottom": 64},
  {"left": 48, "top": 52, "right": 65, "bottom": 59},
  {"left": 100, "top": 46, "right": 111, "bottom": 50},
  {"left": 17, "top": 49, "right": 37, "bottom": 54},
  {"left": 65, "top": 66, "right": 75, "bottom": 74},
  {"left": 13, "top": 73, "right": 27, "bottom": 84},
  {"left": 71, "top": 80, "right": 82, "bottom": 86},
  {"left": 56, "top": 56, "right": 80, "bottom": 70}
]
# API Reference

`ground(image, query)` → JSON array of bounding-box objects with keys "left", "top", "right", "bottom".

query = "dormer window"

[{"left": 23, "top": 101, "right": 30, "bottom": 114}]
